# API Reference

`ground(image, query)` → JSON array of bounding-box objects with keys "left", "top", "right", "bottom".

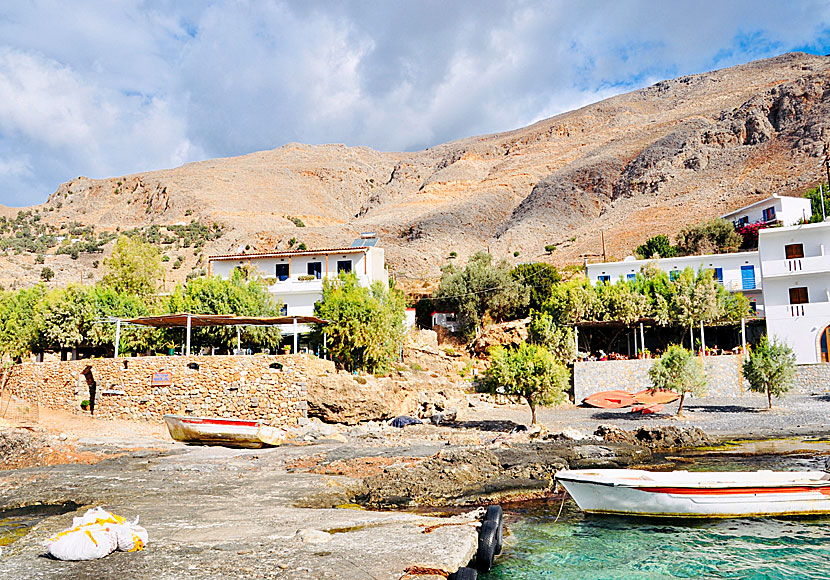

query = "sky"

[{"left": 0, "top": 1, "right": 829, "bottom": 207}]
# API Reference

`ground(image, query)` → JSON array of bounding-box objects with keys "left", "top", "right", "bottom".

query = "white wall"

[
  {"left": 721, "top": 195, "right": 812, "bottom": 227},
  {"left": 759, "top": 222, "right": 830, "bottom": 364},
  {"left": 209, "top": 246, "right": 388, "bottom": 318}
]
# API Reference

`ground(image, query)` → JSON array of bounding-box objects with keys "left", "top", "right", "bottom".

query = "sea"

[{"left": 484, "top": 441, "right": 830, "bottom": 580}]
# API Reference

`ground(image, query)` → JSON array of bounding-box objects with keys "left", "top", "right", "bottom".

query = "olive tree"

[
  {"left": 742, "top": 336, "right": 796, "bottom": 409},
  {"left": 102, "top": 235, "right": 164, "bottom": 297},
  {"left": 648, "top": 344, "right": 707, "bottom": 415},
  {"left": 481, "top": 343, "right": 570, "bottom": 424}
]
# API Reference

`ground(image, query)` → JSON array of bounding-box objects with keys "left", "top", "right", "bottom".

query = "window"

[
  {"left": 669, "top": 270, "right": 680, "bottom": 281},
  {"left": 275, "top": 263, "right": 289, "bottom": 281},
  {"left": 785, "top": 244, "right": 804, "bottom": 259},
  {"left": 762, "top": 206, "right": 776, "bottom": 222},
  {"left": 279, "top": 304, "right": 288, "bottom": 316},
  {"left": 821, "top": 325, "right": 830, "bottom": 363},
  {"left": 597, "top": 275, "right": 611, "bottom": 284},
  {"left": 737, "top": 216, "right": 749, "bottom": 226},
  {"left": 337, "top": 260, "right": 352, "bottom": 274},
  {"left": 626, "top": 273, "right": 636, "bottom": 281},
  {"left": 789, "top": 287, "right": 809, "bottom": 304},
  {"left": 749, "top": 301, "right": 757, "bottom": 314},
  {"left": 740, "top": 265, "right": 755, "bottom": 290},
  {"left": 307, "top": 262, "right": 322, "bottom": 279},
  {"left": 713, "top": 268, "right": 723, "bottom": 284}
]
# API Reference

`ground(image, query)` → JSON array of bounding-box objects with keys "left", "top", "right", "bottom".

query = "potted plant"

[{"left": 80, "top": 399, "right": 90, "bottom": 411}]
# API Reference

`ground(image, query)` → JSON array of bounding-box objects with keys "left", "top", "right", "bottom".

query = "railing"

[
  {"left": 766, "top": 301, "right": 830, "bottom": 320},
  {"left": 762, "top": 254, "right": 830, "bottom": 277}
]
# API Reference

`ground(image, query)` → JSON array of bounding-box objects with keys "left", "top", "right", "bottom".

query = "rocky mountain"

[{"left": 1, "top": 52, "right": 829, "bottom": 292}]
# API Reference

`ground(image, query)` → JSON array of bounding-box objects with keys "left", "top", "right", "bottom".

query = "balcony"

[
  {"left": 765, "top": 301, "right": 830, "bottom": 320},
  {"left": 268, "top": 277, "right": 324, "bottom": 294},
  {"left": 762, "top": 254, "right": 830, "bottom": 278}
]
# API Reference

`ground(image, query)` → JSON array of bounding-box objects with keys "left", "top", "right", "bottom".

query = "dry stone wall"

[
  {"left": 573, "top": 355, "right": 748, "bottom": 402},
  {"left": 3, "top": 354, "right": 334, "bottom": 425},
  {"left": 791, "top": 364, "right": 830, "bottom": 394}
]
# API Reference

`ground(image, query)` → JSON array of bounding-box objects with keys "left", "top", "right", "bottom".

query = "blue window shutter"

[
  {"left": 598, "top": 275, "right": 611, "bottom": 284},
  {"left": 741, "top": 265, "right": 755, "bottom": 290},
  {"left": 669, "top": 270, "right": 680, "bottom": 281},
  {"left": 714, "top": 268, "right": 723, "bottom": 284},
  {"left": 626, "top": 273, "right": 636, "bottom": 281}
]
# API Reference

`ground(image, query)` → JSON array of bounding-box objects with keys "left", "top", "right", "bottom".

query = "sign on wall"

[{"left": 151, "top": 372, "right": 173, "bottom": 387}]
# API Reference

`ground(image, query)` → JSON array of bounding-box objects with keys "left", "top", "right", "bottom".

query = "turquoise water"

[{"left": 485, "top": 451, "right": 830, "bottom": 580}]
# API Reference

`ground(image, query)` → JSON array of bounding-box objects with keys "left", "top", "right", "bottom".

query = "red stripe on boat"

[
  {"left": 180, "top": 418, "right": 259, "bottom": 427},
  {"left": 639, "top": 486, "right": 830, "bottom": 495}
]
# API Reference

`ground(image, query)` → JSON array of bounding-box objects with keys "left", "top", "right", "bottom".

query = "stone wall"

[
  {"left": 3, "top": 354, "right": 334, "bottom": 425},
  {"left": 791, "top": 364, "right": 830, "bottom": 394},
  {"left": 574, "top": 355, "right": 748, "bottom": 402}
]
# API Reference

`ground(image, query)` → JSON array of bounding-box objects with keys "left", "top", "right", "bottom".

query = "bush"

[
  {"left": 544, "top": 244, "right": 557, "bottom": 254},
  {"left": 742, "top": 336, "right": 796, "bottom": 408},
  {"left": 648, "top": 345, "right": 707, "bottom": 414},
  {"left": 675, "top": 219, "right": 740, "bottom": 255},
  {"left": 481, "top": 343, "right": 569, "bottom": 424},
  {"left": 635, "top": 235, "right": 677, "bottom": 259}
]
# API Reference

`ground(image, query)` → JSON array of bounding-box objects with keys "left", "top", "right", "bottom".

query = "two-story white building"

[
  {"left": 721, "top": 194, "right": 812, "bottom": 228},
  {"left": 588, "top": 252, "right": 764, "bottom": 316},
  {"left": 759, "top": 221, "right": 830, "bottom": 364},
  {"left": 208, "top": 236, "right": 388, "bottom": 318},
  {"left": 587, "top": 220, "right": 830, "bottom": 364}
]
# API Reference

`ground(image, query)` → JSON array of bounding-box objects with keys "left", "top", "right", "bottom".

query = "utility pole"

[
  {"left": 824, "top": 143, "right": 830, "bottom": 190},
  {"left": 600, "top": 231, "right": 607, "bottom": 263}
]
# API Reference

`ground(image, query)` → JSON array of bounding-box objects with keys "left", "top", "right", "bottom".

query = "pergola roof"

[{"left": 123, "top": 313, "right": 329, "bottom": 327}]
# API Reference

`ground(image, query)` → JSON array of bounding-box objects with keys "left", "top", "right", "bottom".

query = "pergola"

[{"left": 112, "top": 313, "right": 329, "bottom": 357}]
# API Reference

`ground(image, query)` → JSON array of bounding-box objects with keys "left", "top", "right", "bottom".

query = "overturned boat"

[
  {"left": 556, "top": 469, "right": 830, "bottom": 518},
  {"left": 163, "top": 414, "right": 284, "bottom": 448}
]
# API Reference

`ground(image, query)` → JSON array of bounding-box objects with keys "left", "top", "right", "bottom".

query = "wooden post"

[
  {"left": 639, "top": 322, "right": 645, "bottom": 355},
  {"left": 186, "top": 314, "right": 191, "bottom": 357},
  {"left": 114, "top": 319, "right": 121, "bottom": 358},
  {"left": 700, "top": 321, "right": 706, "bottom": 356}
]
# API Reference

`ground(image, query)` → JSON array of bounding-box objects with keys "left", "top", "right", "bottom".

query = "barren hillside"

[{"left": 1, "top": 52, "right": 828, "bottom": 291}]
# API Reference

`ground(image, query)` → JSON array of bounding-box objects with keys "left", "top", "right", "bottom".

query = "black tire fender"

[
  {"left": 484, "top": 504, "right": 503, "bottom": 555},
  {"left": 476, "top": 520, "right": 498, "bottom": 573},
  {"left": 449, "top": 566, "right": 478, "bottom": 580}
]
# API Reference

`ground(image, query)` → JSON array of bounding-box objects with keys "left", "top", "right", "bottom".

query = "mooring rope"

[{"left": 552, "top": 481, "right": 567, "bottom": 524}]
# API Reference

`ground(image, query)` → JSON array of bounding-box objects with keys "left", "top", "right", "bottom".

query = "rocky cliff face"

[{"left": 2, "top": 52, "right": 829, "bottom": 289}]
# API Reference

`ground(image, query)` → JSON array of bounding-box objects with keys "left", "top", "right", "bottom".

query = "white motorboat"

[
  {"left": 163, "top": 414, "right": 284, "bottom": 448},
  {"left": 556, "top": 468, "right": 830, "bottom": 518}
]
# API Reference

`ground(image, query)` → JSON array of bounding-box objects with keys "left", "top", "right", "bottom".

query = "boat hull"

[
  {"left": 557, "top": 469, "right": 830, "bottom": 518},
  {"left": 163, "top": 414, "right": 270, "bottom": 448}
]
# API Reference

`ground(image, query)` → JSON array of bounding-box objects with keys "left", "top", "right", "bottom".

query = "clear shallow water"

[{"left": 485, "top": 450, "right": 830, "bottom": 580}]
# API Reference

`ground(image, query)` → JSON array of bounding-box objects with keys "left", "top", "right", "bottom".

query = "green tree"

[
  {"left": 40, "top": 267, "right": 55, "bottom": 282},
  {"left": 804, "top": 183, "right": 830, "bottom": 223},
  {"left": 511, "top": 262, "right": 561, "bottom": 317},
  {"left": 527, "top": 311, "right": 577, "bottom": 364},
  {"left": 88, "top": 285, "right": 156, "bottom": 356},
  {"left": 540, "top": 277, "right": 599, "bottom": 326},
  {"left": 595, "top": 281, "right": 649, "bottom": 324},
  {"left": 313, "top": 272, "right": 406, "bottom": 373},
  {"left": 0, "top": 285, "right": 47, "bottom": 359},
  {"left": 670, "top": 267, "right": 720, "bottom": 329},
  {"left": 37, "top": 285, "right": 95, "bottom": 352},
  {"left": 635, "top": 235, "right": 677, "bottom": 259},
  {"left": 167, "top": 269, "right": 283, "bottom": 352},
  {"left": 648, "top": 344, "right": 707, "bottom": 414},
  {"left": 742, "top": 336, "right": 796, "bottom": 409},
  {"left": 435, "top": 252, "right": 529, "bottom": 339},
  {"left": 675, "top": 219, "right": 741, "bottom": 256},
  {"left": 102, "top": 235, "right": 164, "bottom": 297},
  {"left": 481, "top": 343, "right": 570, "bottom": 424}
]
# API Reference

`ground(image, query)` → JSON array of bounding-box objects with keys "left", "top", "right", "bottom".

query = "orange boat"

[
  {"left": 582, "top": 390, "right": 637, "bottom": 408},
  {"left": 633, "top": 389, "right": 680, "bottom": 405},
  {"left": 631, "top": 403, "right": 665, "bottom": 414}
]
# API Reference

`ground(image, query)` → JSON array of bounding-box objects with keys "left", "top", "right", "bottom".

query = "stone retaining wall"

[
  {"left": 791, "top": 364, "right": 830, "bottom": 394},
  {"left": 574, "top": 355, "right": 748, "bottom": 402},
  {"left": 3, "top": 354, "right": 334, "bottom": 425}
]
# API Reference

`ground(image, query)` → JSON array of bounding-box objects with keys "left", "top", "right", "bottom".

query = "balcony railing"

[
  {"left": 766, "top": 301, "right": 830, "bottom": 320},
  {"left": 762, "top": 254, "right": 830, "bottom": 277}
]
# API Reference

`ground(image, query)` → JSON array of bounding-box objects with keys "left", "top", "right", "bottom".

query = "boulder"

[
  {"left": 306, "top": 373, "right": 418, "bottom": 425},
  {"left": 470, "top": 318, "right": 530, "bottom": 357},
  {"left": 595, "top": 424, "right": 713, "bottom": 449}
]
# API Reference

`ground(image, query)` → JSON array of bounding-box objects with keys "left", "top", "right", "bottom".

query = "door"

[
  {"left": 822, "top": 326, "right": 830, "bottom": 363},
  {"left": 740, "top": 265, "right": 755, "bottom": 290}
]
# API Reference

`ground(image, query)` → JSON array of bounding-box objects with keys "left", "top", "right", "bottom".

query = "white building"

[
  {"left": 721, "top": 194, "right": 812, "bottom": 228},
  {"left": 587, "top": 221, "right": 830, "bottom": 364},
  {"left": 759, "top": 222, "right": 830, "bottom": 364},
  {"left": 432, "top": 312, "right": 460, "bottom": 333},
  {"left": 588, "top": 252, "right": 763, "bottom": 316},
  {"left": 208, "top": 237, "right": 388, "bottom": 318}
]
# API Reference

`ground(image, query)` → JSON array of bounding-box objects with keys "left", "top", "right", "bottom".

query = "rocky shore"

[{"left": 2, "top": 391, "right": 829, "bottom": 579}]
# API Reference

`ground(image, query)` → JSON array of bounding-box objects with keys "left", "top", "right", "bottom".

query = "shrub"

[
  {"left": 635, "top": 235, "right": 677, "bottom": 259},
  {"left": 544, "top": 244, "right": 557, "bottom": 254},
  {"left": 742, "top": 335, "right": 796, "bottom": 408},
  {"left": 648, "top": 345, "right": 707, "bottom": 414}
]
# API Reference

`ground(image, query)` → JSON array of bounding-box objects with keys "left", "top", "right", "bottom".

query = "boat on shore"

[
  {"left": 163, "top": 414, "right": 284, "bottom": 448},
  {"left": 556, "top": 468, "right": 830, "bottom": 518}
]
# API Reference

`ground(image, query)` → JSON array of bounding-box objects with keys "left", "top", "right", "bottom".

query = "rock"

[
  {"left": 469, "top": 319, "right": 530, "bottom": 357},
  {"left": 295, "top": 529, "right": 332, "bottom": 544},
  {"left": 595, "top": 424, "right": 713, "bottom": 449},
  {"left": 306, "top": 373, "right": 418, "bottom": 424}
]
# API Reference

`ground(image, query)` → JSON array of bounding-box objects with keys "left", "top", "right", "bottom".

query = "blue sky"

[{"left": 0, "top": 1, "right": 829, "bottom": 207}]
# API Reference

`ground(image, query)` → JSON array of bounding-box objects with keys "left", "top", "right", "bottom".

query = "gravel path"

[{"left": 465, "top": 393, "right": 830, "bottom": 440}]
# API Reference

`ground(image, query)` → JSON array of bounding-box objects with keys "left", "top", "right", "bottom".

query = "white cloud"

[{"left": 0, "top": 0, "right": 828, "bottom": 206}]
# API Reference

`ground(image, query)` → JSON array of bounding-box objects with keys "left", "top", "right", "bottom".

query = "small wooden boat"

[
  {"left": 582, "top": 390, "right": 637, "bottom": 408},
  {"left": 556, "top": 469, "right": 830, "bottom": 518},
  {"left": 163, "top": 414, "right": 284, "bottom": 448},
  {"left": 633, "top": 389, "right": 679, "bottom": 405}
]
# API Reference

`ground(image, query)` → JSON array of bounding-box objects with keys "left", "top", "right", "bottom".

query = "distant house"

[
  {"left": 720, "top": 194, "right": 812, "bottom": 228},
  {"left": 432, "top": 312, "right": 459, "bottom": 333},
  {"left": 208, "top": 235, "right": 387, "bottom": 318}
]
